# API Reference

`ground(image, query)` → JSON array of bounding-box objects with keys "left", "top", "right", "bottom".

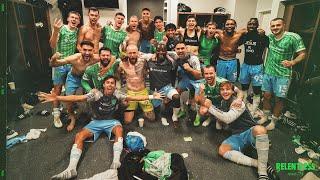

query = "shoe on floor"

[
  {"left": 193, "top": 116, "right": 201, "bottom": 127},
  {"left": 161, "top": 117, "right": 169, "bottom": 126},
  {"left": 202, "top": 118, "right": 212, "bottom": 127},
  {"left": 266, "top": 120, "right": 275, "bottom": 131},
  {"left": 53, "top": 117, "right": 63, "bottom": 128}
]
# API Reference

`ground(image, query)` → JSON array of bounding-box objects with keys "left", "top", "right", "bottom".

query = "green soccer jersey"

[
  {"left": 199, "top": 35, "right": 219, "bottom": 65},
  {"left": 102, "top": 26, "right": 127, "bottom": 58},
  {"left": 81, "top": 61, "right": 119, "bottom": 93},
  {"left": 151, "top": 29, "right": 166, "bottom": 53},
  {"left": 56, "top": 25, "right": 78, "bottom": 58},
  {"left": 265, "top": 32, "right": 306, "bottom": 77},
  {"left": 204, "top": 77, "right": 226, "bottom": 105}
]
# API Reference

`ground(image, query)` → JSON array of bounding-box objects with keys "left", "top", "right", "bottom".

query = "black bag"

[
  {"left": 118, "top": 149, "right": 157, "bottom": 180},
  {"left": 168, "top": 153, "right": 188, "bottom": 180}
]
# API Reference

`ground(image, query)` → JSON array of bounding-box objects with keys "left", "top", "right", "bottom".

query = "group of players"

[{"left": 39, "top": 6, "right": 306, "bottom": 180}]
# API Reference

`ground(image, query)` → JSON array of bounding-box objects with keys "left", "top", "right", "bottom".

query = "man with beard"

[
  {"left": 138, "top": 8, "right": 155, "bottom": 53},
  {"left": 118, "top": 44, "right": 155, "bottom": 124},
  {"left": 123, "top": 15, "right": 140, "bottom": 48},
  {"left": 49, "top": 11, "right": 80, "bottom": 128},
  {"left": 81, "top": 47, "right": 118, "bottom": 93},
  {"left": 50, "top": 41, "right": 99, "bottom": 131},
  {"left": 169, "top": 41, "right": 202, "bottom": 124},
  {"left": 39, "top": 76, "right": 164, "bottom": 180},
  {"left": 147, "top": 43, "right": 181, "bottom": 128},
  {"left": 101, "top": 12, "right": 127, "bottom": 58},
  {"left": 214, "top": 19, "right": 249, "bottom": 82},
  {"left": 201, "top": 81, "right": 278, "bottom": 180},
  {"left": 259, "top": 18, "right": 306, "bottom": 130},
  {"left": 194, "top": 65, "right": 243, "bottom": 127},
  {"left": 238, "top": 18, "right": 269, "bottom": 116},
  {"left": 77, "top": 7, "right": 101, "bottom": 54}
]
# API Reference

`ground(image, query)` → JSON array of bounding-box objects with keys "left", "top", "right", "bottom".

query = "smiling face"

[
  {"left": 88, "top": 10, "right": 99, "bottom": 26},
  {"left": 166, "top": 28, "right": 175, "bottom": 38},
  {"left": 203, "top": 66, "right": 216, "bottom": 85},
  {"left": 175, "top": 43, "right": 187, "bottom": 58},
  {"left": 103, "top": 77, "right": 116, "bottom": 95},
  {"left": 270, "top": 19, "right": 285, "bottom": 36},
  {"left": 129, "top": 16, "right": 138, "bottom": 31},
  {"left": 156, "top": 43, "right": 167, "bottom": 62},
  {"left": 81, "top": 44, "right": 94, "bottom": 61},
  {"left": 67, "top": 13, "right": 80, "bottom": 28},
  {"left": 207, "top": 24, "right": 216, "bottom": 37},
  {"left": 100, "top": 50, "right": 111, "bottom": 67},
  {"left": 142, "top": 10, "right": 151, "bottom": 21},
  {"left": 114, "top": 14, "right": 125, "bottom": 29},
  {"left": 155, "top": 19, "right": 164, "bottom": 31},
  {"left": 225, "top": 19, "right": 236, "bottom": 34},
  {"left": 186, "top": 17, "right": 196, "bottom": 30},
  {"left": 220, "top": 83, "right": 234, "bottom": 100},
  {"left": 247, "top": 19, "right": 258, "bottom": 32}
]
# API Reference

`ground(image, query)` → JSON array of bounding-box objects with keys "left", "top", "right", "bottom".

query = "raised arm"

[
  {"left": 49, "top": 52, "right": 80, "bottom": 67},
  {"left": 49, "top": 19, "right": 63, "bottom": 48},
  {"left": 38, "top": 91, "right": 88, "bottom": 103},
  {"left": 77, "top": 26, "right": 87, "bottom": 52}
]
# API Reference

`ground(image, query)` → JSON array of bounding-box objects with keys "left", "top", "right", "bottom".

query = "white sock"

[
  {"left": 223, "top": 150, "right": 258, "bottom": 167},
  {"left": 51, "top": 144, "right": 81, "bottom": 180},
  {"left": 110, "top": 137, "right": 123, "bottom": 169},
  {"left": 256, "top": 134, "right": 269, "bottom": 176},
  {"left": 172, "top": 108, "right": 180, "bottom": 122},
  {"left": 252, "top": 95, "right": 261, "bottom": 112},
  {"left": 68, "top": 144, "right": 82, "bottom": 170},
  {"left": 243, "top": 90, "right": 248, "bottom": 103},
  {"left": 52, "top": 108, "right": 61, "bottom": 118}
]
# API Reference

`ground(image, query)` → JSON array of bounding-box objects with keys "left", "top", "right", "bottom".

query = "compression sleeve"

[{"left": 207, "top": 102, "right": 246, "bottom": 124}]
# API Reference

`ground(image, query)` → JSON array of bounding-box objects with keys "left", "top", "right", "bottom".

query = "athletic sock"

[
  {"left": 110, "top": 137, "right": 123, "bottom": 169},
  {"left": 243, "top": 90, "right": 248, "bottom": 103},
  {"left": 223, "top": 150, "right": 258, "bottom": 167},
  {"left": 252, "top": 95, "right": 261, "bottom": 113},
  {"left": 52, "top": 108, "right": 61, "bottom": 118},
  {"left": 51, "top": 144, "right": 81, "bottom": 180},
  {"left": 256, "top": 134, "right": 269, "bottom": 176},
  {"left": 172, "top": 107, "right": 180, "bottom": 122}
]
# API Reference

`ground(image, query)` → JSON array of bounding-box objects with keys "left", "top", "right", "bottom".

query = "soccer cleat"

[
  {"left": 202, "top": 118, "right": 212, "bottom": 127},
  {"left": 266, "top": 120, "right": 275, "bottom": 131},
  {"left": 257, "top": 115, "right": 268, "bottom": 125},
  {"left": 193, "top": 115, "right": 201, "bottom": 127},
  {"left": 53, "top": 116, "right": 63, "bottom": 128},
  {"left": 267, "top": 163, "right": 279, "bottom": 180},
  {"left": 258, "top": 174, "right": 269, "bottom": 180},
  {"left": 177, "top": 109, "right": 186, "bottom": 119},
  {"left": 161, "top": 117, "right": 169, "bottom": 126}
]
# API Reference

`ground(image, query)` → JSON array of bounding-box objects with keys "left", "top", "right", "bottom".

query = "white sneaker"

[
  {"left": 202, "top": 118, "right": 212, "bottom": 127},
  {"left": 266, "top": 120, "right": 275, "bottom": 130},
  {"left": 53, "top": 116, "right": 63, "bottom": 128},
  {"left": 161, "top": 117, "right": 169, "bottom": 126}
]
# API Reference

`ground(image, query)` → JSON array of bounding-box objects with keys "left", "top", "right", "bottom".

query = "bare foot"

[{"left": 67, "top": 118, "right": 76, "bottom": 132}]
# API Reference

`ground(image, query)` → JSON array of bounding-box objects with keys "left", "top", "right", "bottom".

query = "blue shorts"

[
  {"left": 65, "top": 72, "right": 82, "bottom": 95},
  {"left": 261, "top": 73, "right": 291, "bottom": 98},
  {"left": 139, "top": 39, "right": 151, "bottom": 53},
  {"left": 239, "top": 63, "right": 263, "bottom": 86},
  {"left": 52, "top": 65, "right": 71, "bottom": 85},
  {"left": 177, "top": 78, "right": 204, "bottom": 95},
  {"left": 84, "top": 119, "right": 121, "bottom": 142},
  {"left": 217, "top": 59, "right": 238, "bottom": 82},
  {"left": 152, "top": 84, "right": 179, "bottom": 108},
  {"left": 222, "top": 127, "right": 255, "bottom": 151}
]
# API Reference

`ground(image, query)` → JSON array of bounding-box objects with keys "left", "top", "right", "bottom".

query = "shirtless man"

[
  {"left": 215, "top": 19, "right": 247, "bottom": 82},
  {"left": 50, "top": 41, "right": 99, "bottom": 131},
  {"left": 49, "top": 11, "right": 80, "bottom": 128},
  {"left": 77, "top": 7, "right": 101, "bottom": 54},
  {"left": 118, "top": 44, "right": 155, "bottom": 124},
  {"left": 123, "top": 15, "right": 140, "bottom": 48}
]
